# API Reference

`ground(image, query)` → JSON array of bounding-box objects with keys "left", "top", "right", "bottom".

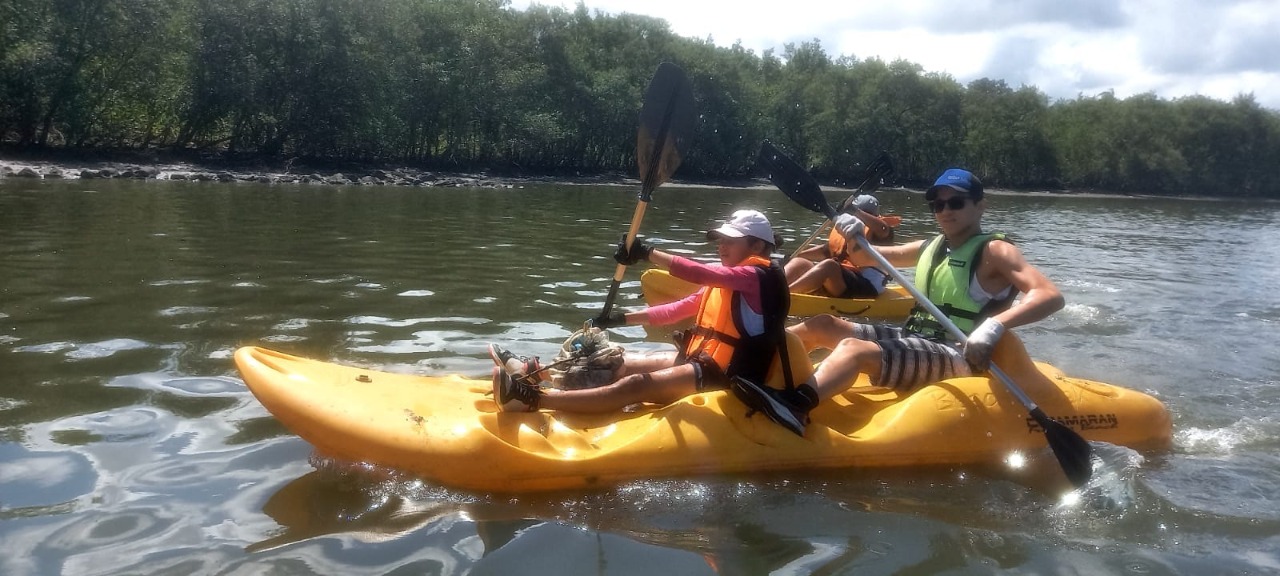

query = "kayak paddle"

[
  {"left": 788, "top": 150, "right": 896, "bottom": 260},
  {"left": 599, "top": 62, "right": 696, "bottom": 317},
  {"left": 757, "top": 140, "right": 1093, "bottom": 488}
]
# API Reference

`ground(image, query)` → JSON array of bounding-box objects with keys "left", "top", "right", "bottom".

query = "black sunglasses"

[{"left": 928, "top": 196, "right": 972, "bottom": 213}]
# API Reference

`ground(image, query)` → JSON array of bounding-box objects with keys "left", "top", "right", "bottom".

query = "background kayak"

[{"left": 640, "top": 268, "right": 916, "bottom": 320}]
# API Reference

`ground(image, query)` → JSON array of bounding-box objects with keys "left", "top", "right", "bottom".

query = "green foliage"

[{"left": 1, "top": 0, "right": 1276, "bottom": 197}]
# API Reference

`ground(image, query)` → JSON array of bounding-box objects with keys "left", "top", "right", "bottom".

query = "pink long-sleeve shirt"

[{"left": 644, "top": 256, "right": 767, "bottom": 333}]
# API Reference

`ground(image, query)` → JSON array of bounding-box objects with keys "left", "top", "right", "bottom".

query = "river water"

[{"left": 1, "top": 178, "right": 1277, "bottom": 575}]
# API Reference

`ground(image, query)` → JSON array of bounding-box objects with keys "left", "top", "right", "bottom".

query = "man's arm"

[
  {"left": 855, "top": 210, "right": 893, "bottom": 243},
  {"left": 843, "top": 239, "right": 926, "bottom": 269},
  {"left": 981, "top": 240, "right": 1065, "bottom": 329}
]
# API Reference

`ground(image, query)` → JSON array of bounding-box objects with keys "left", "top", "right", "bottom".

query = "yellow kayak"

[
  {"left": 640, "top": 268, "right": 916, "bottom": 320},
  {"left": 235, "top": 335, "right": 1172, "bottom": 493}
]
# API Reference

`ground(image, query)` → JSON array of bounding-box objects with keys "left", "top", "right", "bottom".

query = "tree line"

[{"left": 2, "top": 0, "right": 1277, "bottom": 197}]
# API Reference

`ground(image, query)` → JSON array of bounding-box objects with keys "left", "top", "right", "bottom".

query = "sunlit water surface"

[{"left": 1, "top": 179, "right": 1278, "bottom": 575}]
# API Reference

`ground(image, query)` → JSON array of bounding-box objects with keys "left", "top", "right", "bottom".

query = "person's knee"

[
  {"left": 611, "top": 372, "right": 650, "bottom": 393},
  {"left": 810, "top": 313, "right": 845, "bottom": 333},
  {"left": 784, "top": 259, "right": 812, "bottom": 278},
  {"left": 814, "top": 259, "right": 840, "bottom": 274},
  {"left": 792, "top": 314, "right": 827, "bottom": 336},
  {"left": 832, "top": 337, "right": 876, "bottom": 358},
  {"left": 791, "top": 314, "right": 841, "bottom": 350},
  {"left": 832, "top": 338, "right": 881, "bottom": 371}
]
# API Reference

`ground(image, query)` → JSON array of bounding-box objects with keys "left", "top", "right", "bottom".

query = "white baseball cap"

[{"left": 707, "top": 209, "right": 775, "bottom": 244}]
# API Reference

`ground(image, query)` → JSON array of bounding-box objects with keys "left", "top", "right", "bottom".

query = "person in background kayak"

[
  {"left": 734, "top": 168, "right": 1065, "bottom": 436},
  {"left": 784, "top": 194, "right": 895, "bottom": 298},
  {"left": 491, "top": 209, "right": 793, "bottom": 414}
]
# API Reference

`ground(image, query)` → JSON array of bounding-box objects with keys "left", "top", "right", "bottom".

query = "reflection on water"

[{"left": 2, "top": 179, "right": 1279, "bottom": 573}]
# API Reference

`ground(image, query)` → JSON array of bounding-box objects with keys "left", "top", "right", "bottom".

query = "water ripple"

[
  {"left": 0, "top": 444, "right": 96, "bottom": 511},
  {"left": 1177, "top": 417, "right": 1280, "bottom": 454},
  {"left": 66, "top": 338, "right": 153, "bottom": 360}
]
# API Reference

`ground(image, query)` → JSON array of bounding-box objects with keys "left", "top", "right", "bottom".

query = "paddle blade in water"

[
  {"left": 636, "top": 62, "right": 696, "bottom": 200},
  {"left": 1032, "top": 408, "right": 1094, "bottom": 487}
]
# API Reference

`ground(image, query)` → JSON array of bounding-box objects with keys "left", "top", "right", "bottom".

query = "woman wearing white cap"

[{"left": 492, "top": 209, "right": 797, "bottom": 414}]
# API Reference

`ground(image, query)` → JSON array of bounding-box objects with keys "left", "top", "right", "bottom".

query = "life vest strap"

[
  {"left": 687, "top": 325, "right": 742, "bottom": 348},
  {"left": 904, "top": 302, "right": 979, "bottom": 340}
]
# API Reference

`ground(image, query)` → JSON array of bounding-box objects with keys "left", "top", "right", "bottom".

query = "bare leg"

[
  {"left": 613, "top": 351, "right": 678, "bottom": 377},
  {"left": 788, "top": 259, "right": 847, "bottom": 296},
  {"left": 538, "top": 361, "right": 699, "bottom": 413},
  {"left": 783, "top": 258, "right": 814, "bottom": 284},
  {"left": 787, "top": 314, "right": 858, "bottom": 352},
  {"left": 802, "top": 337, "right": 883, "bottom": 401}
]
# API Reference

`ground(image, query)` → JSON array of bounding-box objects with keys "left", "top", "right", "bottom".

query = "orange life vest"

[
  {"left": 683, "top": 255, "right": 788, "bottom": 383},
  {"left": 827, "top": 231, "right": 862, "bottom": 272},
  {"left": 827, "top": 218, "right": 894, "bottom": 272},
  {"left": 827, "top": 211, "right": 895, "bottom": 266}
]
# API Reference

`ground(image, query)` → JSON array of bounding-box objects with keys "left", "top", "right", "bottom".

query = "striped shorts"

[{"left": 850, "top": 323, "right": 971, "bottom": 391}]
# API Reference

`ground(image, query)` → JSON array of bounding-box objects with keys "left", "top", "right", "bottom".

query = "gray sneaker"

[
  {"left": 489, "top": 343, "right": 542, "bottom": 377},
  {"left": 492, "top": 367, "right": 542, "bottom": 412}
]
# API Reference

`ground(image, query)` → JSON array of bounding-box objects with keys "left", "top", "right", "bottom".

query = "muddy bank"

[
  {"left": 3, "top": 151, "right": 1178, "bottom": 200},
  {"left": 0, "top": 148, "right": 770, "bottom": 190},
  {"left": 0, "top": 156, "right": 627, "bottom": 189}
]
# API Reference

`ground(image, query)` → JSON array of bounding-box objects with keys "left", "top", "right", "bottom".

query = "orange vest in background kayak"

[
  {"left": 827, "top": 231, "right": 862, "bottom": 272},
  {"left": 827, "top": 213, "right": 897, "bottom": 271}
]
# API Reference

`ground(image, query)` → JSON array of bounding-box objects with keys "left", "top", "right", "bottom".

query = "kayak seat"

[{"left": 764, "top": 331, "right": 816, "bottom": 391}]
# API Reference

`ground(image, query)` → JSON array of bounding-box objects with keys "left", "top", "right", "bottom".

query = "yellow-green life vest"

[{"left": 903, "top": 233, "right": 1015, "bottom": 340}]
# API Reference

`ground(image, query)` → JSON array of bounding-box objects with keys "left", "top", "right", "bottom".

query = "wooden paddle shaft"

[{"left": 613, "top": 201, "right": 649, "bottom": 282}]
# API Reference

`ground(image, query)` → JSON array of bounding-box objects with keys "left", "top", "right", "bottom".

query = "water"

[{"left": 1, "top": 179, "right": 1278, "bottom": 574}]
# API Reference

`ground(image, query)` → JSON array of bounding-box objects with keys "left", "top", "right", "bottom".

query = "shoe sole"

[
  {"left": 491, "top": 366, "right": 514, "bottom": 410},
  {"left": 490, "top": 343, "right": 543, "bottom": 382},
  {"left": 731, "top": 377, "right": 805, "bottom": 436},
  {"left": 488, "top": 343, "right": 507, "bottom": 368},
  {"left": 491, "top": 366, "right": 504, "bottom": 400}
]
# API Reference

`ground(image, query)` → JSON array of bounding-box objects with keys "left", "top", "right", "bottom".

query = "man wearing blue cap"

[{"left": 732, "top": 168, "right": 1065, "bottom": 436}]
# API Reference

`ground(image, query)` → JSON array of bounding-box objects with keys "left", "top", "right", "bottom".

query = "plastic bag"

[{"left": 548, "top": 326, "right": 624, "bottom": 389}]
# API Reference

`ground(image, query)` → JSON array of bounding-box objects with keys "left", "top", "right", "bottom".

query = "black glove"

[
  {"left": 591, "top": 311, "right": 627, "bottom": 329},
  {"left": 613, "top": 234, "right": 653, "bottom": 266}
]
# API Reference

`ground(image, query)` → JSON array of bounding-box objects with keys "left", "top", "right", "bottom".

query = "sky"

[{"left": 509, "top": 0, "right": 1280, "bottom": 111}]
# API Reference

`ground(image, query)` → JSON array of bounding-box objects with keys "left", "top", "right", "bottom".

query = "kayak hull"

[
  {"left": 640, "top": 268, "right": 916, "bottom": 320},
  {"left": 235, "top": 344, "right": 1172, "bottom": 493}
]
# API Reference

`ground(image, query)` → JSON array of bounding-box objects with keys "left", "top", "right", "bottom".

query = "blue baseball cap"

[{"left": 926, "top": 168, "right": 984, "bottom": 201}]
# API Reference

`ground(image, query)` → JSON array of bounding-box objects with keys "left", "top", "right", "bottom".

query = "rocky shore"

[{"left": 0, "top": 155, "right": 647, "bottom": 189}]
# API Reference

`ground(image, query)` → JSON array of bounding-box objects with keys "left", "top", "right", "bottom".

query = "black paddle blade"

[
  {"left": 636, "top": 62, "right": 696, "bottom": 200},
  {"left": 756, "top": 141, "right": 837, "bottom": 220},
  {"left": 1031, "top": 408, "right": 1094, "bottom": 488},
  {"left": 856, "top": 150, "right": 895, "bottom": 192}
]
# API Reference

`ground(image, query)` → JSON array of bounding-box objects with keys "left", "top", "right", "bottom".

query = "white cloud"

[{"left": 511, "top": 0, "right": 1280, "bottom": 110}]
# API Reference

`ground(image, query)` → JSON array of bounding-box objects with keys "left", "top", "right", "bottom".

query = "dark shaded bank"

[
  {"left": 0, "top": 153, "right": 603, "bottom": 189},
  {"left": 6, "top": 148, "right": 1255, "bottom": 201},
  {"left": 0, "top": 148, "right": 763, "bottom": 190}
]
